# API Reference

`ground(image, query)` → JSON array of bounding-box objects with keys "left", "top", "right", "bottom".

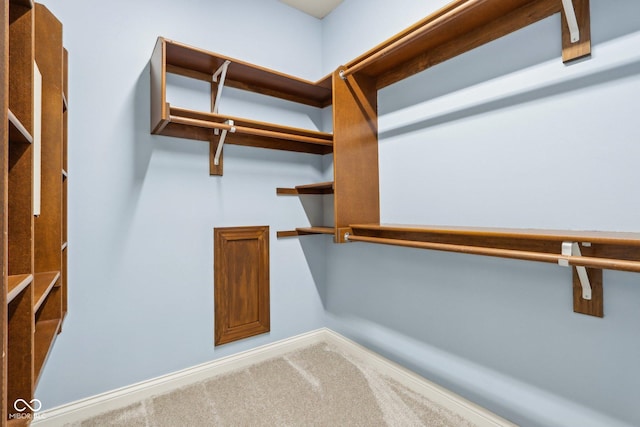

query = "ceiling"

[{"left": 278, "top": 0, "right": 344, "bottom": 19}]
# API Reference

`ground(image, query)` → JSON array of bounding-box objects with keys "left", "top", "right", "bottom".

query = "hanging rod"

[
  {"left": 340, "top": 0, "right": 481, "bottom": 79},
  {"left": 344, "top": 234, "right": 640, "bottom": 273},
  {"left": 169, "top": 115, "right": 333, "bottom": 146}
]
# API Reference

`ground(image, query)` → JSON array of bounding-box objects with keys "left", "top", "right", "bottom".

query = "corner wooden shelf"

[
  {"left": 150, "top": 36, "right": 333, "bottom": 172},
  {"left": 7, "top": 274, "right": 32, "bottom": 304},
  {"left": 276, "top": 181, "right": 334, "bottom": 195},
  {"left": 8, "top": 109, "right": 33, "bottom": 144}
]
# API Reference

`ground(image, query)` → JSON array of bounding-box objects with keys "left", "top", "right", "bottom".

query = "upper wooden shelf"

[
  {"left": 341, "top": 0, "right": 562, "bottom": 88},
  {"left": 8, "top": 109, "right": 33, "bottom": 144},
  {"left": 160, "top": 37, "right": 332, "bottom": 108},
  {"left": 277, "top": 181, "right": 334, "bottom": 195},
  {"left": 347, "top": 224, "right": 640, "bottom": 273},
  {"left": 151, "top": 37, "right": 334, "bottom": 155}
]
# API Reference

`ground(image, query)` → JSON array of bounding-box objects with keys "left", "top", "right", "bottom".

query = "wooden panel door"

[{"left": 214, "top": 226, "right": 269, "bottom": 345}]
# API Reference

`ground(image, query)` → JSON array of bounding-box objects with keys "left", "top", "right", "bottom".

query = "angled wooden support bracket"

[
  {"left": 559, "top": 241, "right": 603, "bottom": 317},
  {"left": 561, "top": 0, "right": 591, "bottom": 63}
]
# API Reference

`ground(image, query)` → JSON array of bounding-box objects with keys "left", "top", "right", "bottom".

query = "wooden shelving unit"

[
  {"left": 147, "top": 0, "right": 637, "bottom": 316},
  {"left": 3, "top": 1, "right": 67, "bottom": 423}
]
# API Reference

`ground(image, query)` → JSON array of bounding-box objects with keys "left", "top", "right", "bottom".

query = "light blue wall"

[
  {"left": 34, "top": 0, "right": 329, "bottom": 409},
  {"left": 323, "top": 1, "right": 640, "bottom": 426}
]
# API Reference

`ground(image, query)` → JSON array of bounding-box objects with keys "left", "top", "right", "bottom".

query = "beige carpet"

[{"left": 65, "top": 342, "right": 478, "bottom": 426}]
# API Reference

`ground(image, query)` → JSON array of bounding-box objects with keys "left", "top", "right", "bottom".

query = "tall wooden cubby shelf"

[
  {"left": 2, "top": 1, "right": 67, "bottom": 424},
  {"left": 151, "top": 0, "right": 640, "bottom": 318}
]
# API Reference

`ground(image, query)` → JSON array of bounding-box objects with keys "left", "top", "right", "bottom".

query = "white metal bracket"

[
  {"left": 561, "top": 0, "right": 580, "bottom": 43},
  {"left": 214, "top": 120, "right": 235, "bottom": 166},
  {"left": 559, "top": 241, "right": 591, "bottom": 300},
  {"left": 212, "top": 60, "right": 231, "bottom": 117}
]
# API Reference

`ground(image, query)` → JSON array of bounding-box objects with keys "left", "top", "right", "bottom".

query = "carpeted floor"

[{"left": 66, "top": 342, "right": 478, "bottom": 426}]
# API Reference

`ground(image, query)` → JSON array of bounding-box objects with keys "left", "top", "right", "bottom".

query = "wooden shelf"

[
  {"left": 277, "top": 181, "right": 334, "bottom": 195},
  {"left": 347, "top": 224, "right": 640, "bottom": 273},
  {"left": 33, "top": 271, "right": 60, "bottom": 312},
  {"left": 34, "top": 318, "right": 61, "bottom": 385},
  {"left": 342, "top": 0, "right": 562, "bottom": 89},
  {"left": 7, "top": 274, "right": 33, "bottom": 304},
  {"left": 277, "top": 227, "right": 335, "bottom": 238},
  {"left": 161, "top": 37, "right": 331, "bottom": 108},
  {"left": 8, "top": 108, "right": 33, "bottom": 144},
  {"left": 161, "top": 106, "right": 333, "bottom": 154}
]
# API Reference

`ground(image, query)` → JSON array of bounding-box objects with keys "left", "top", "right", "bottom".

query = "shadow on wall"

[
  {"left": 299, "top": 235, "right": 329, "bottom": 308},
  {"left": 379, "top": 58, "right": 640, "bottom": 140}
]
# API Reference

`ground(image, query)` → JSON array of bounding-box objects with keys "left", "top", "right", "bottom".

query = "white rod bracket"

[
  {"left": 561, "top": 0, "right": 580, "bottom": 43},
  {"left": 560, "top": 241, "right": 591, "bottom": 300},
  {"left": 212, "top": 60, "right": 231, "bottom": 115},
  {"left": 214, "top": 120, "right": 235, "bottom": 166}
]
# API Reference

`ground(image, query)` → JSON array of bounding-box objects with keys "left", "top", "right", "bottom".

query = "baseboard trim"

[{"left": 34, "top": 328, "right": 513, "bottom": 426}]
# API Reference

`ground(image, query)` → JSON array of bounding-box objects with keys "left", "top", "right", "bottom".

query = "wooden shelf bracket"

[
  {"left": 561, "top": 0, "right": 580, "bottom": 43},
  {"left": 214, "top": 119, "right": 235, "bottom": 166},
  {"left": 560, "top": 241, "right": 592, "bottom": 300}
]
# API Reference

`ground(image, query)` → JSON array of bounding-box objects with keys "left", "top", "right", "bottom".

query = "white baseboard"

[{"left": 33, "top": 328, "right": 514, "bottom": 426}]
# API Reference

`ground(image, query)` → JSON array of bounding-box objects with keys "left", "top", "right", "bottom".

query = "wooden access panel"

[{"left": 214, "top": 226, "right": 269, "bottom": 345}]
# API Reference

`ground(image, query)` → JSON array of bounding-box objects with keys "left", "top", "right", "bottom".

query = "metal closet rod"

[
  {"left": 169, "top": 116, "right": 333, "bottom": 146},
  {"left": 345, "top": 234, "right": 640, "bottom": 273}
]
